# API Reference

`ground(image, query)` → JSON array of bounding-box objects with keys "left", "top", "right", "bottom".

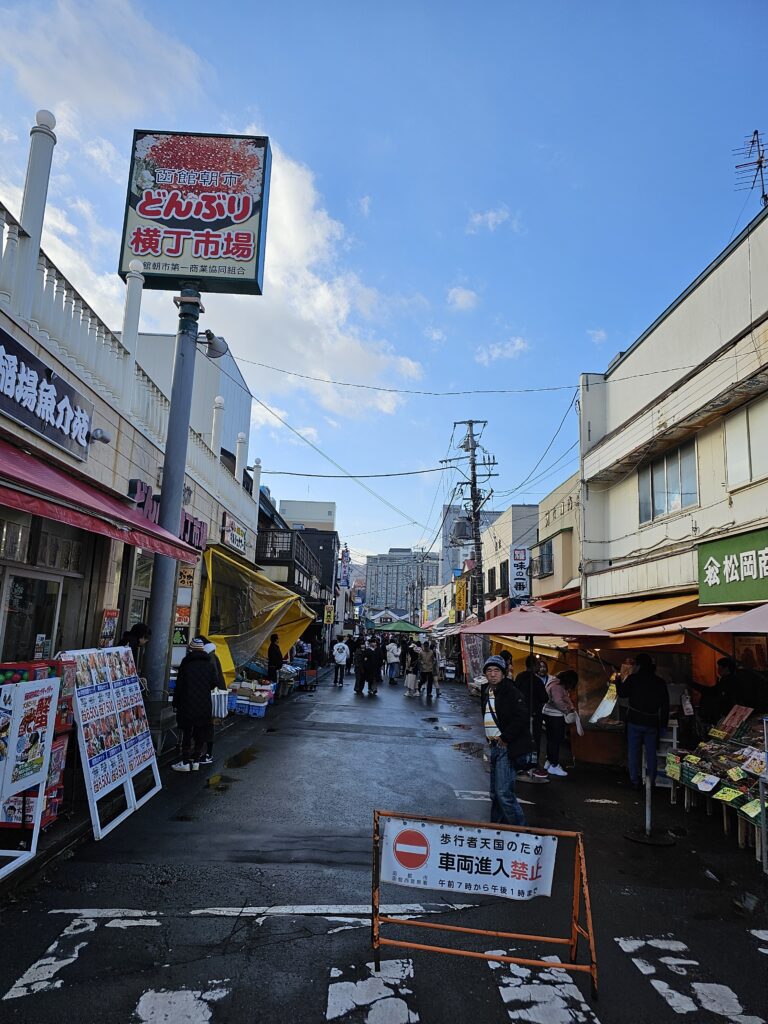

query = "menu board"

[{"left": 65, "top": 646, "right": 161, "bottom": 838}]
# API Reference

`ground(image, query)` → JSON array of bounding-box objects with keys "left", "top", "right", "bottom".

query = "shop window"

[
  {"left": 499, "top": 559, "right": 509, "bottom": 594},
  {"left": 638, "top": 440, "right": 698, "bottom": 524},
  {"left": 725, "top": 394, "right": 768, "bottom": 488},
  {"left": 0, "top": 519, "right": 31, "bottom": 563},
  {"left": 133, "top": 552, "right": 154, "bottom": 590},
  {"left": 532, "top": 540, "right": 553, "bottom": 578},
  {"left": 37, "top": 532, "right": 83, "bottom": 572},
  {"left": 487, "top": 567, "right": 496, "bottom": 596}
]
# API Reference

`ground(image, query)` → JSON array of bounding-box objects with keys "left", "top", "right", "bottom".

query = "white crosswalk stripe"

[
  {"left": 615, "top": 935, "right": 765, "bottom": 1022},
  {"left": 485, "top": 948, "right": 600, "bottom": 1023},
  {"left": 326, "top": 960, "right": 419, "bottom": 1022}
]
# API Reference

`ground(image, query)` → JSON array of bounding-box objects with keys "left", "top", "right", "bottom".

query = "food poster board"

[
  {"left": 65, "top": 646, "right": 161, "bottom": 839},
  {"left": 0, "top": 677, "right": 60, "bottom": 880}
]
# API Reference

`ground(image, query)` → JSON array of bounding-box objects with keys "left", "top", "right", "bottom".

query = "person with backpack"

[{"left": 542, "top": 669, "right": 579, "bottom": 777}]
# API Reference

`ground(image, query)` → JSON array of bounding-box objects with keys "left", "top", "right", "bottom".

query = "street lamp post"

[{"left": 142, "top": 283, "right": 225, "bottom": 726}]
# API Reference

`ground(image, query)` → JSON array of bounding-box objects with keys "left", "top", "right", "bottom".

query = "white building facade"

[{"left": 579, "top": 205, "right": 768, "bottom": 610}]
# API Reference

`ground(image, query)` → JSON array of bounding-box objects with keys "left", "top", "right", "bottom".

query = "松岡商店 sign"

[
  {"left": 698, "top": 527, "right": 768, "bottom": 604},
  {"left": 119, "top": 130, "right": 271, "bottom": 295}
]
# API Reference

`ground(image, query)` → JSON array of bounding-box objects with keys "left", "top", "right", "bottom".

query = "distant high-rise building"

[{"left": 365, "top": 548, "right": 439, "bottom": 614}]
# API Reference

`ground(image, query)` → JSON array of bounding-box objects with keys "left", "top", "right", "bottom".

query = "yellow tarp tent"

[{"left": 198, "top": 547, "right": 314, "bottom": 684}]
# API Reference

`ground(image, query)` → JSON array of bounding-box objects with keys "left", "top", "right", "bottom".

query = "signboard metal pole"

[
  {"left": 144, "top": 283, "right": 202, "bottom": 721},
  {"left": 372, "top": 810, "right": 381, "bottom": 972}
]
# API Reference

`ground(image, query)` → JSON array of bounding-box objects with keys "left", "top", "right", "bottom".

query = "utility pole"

[{"left": 454, "top": 420, "right": 497, "bottom": 622}]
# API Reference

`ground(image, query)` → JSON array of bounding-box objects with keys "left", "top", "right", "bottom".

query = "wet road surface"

[{"left": 1, "top": 672, "right": 766, "bottom": 1022}]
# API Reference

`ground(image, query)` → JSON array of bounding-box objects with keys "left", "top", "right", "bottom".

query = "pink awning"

[
  {"left": 460, "top": 604, "right": 612, "bottom": 638},
  {"left": 0, "top": 437, "right": 198, "bottom": 563}
]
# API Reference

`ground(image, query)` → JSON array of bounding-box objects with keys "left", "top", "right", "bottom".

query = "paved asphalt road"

[{"left": 1, "top": 670, "right": 766, "bottom": 1023}]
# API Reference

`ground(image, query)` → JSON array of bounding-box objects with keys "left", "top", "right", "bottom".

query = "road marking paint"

[
  {"left": 453, "top": 789, "right": 534, "bottom": 806},
  {"left": 187, "top": 902, "right": 474, "bottom": 917},
  {"left": 584, "top": 799, "right": 619, "bottom": 805},
  {"left": 134, "top": 983, "right": 229, "bottom": 1023},
  {"left": 49, "top": 908, "right": 159, "bottom": 917},
  {"left": 105, "top": 919, "right": 162, "bottom": 928},
  {"left": 615, "top": 936, "right": 764, "bottom": 1023},
  {"left": 326, "top": 959, "right": 418, "bottom": 1022},
  {"left": 485, "top": 948, "right": 600, "bottom": 1023},
  {"left": 3, "top": 918, "right": 96, "bottom": 1000}
]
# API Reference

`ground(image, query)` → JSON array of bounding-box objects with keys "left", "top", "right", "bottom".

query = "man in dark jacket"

[
  {"left": 513, "top": 655, "right": 550, "bottom": 781},
  {"left": 267, "top": 633, "right": 283, "bottom": 683},
  {"left": 481, "top": 655, "right": 535, "bottom": 826},
  {"left": 172, "top": 638, "right": 218, "bottom": 772},
  {"left": 617, "top": 652, "right": 670, "bottom": 789}
]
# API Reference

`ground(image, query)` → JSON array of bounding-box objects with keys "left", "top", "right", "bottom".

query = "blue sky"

[{"left": 0, "top": 1, "right": 765, "bottom": 560}]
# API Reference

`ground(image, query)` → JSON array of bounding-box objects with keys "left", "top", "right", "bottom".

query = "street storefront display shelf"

[{"left": 665, "top": 706, "right": 768, "bottom": 873}]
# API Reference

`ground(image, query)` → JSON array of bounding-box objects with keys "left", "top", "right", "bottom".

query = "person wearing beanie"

[
  {"left": 172, "top": 638, "right": 217, "bottom": 772},
  {"left": 481, "top": 654, "right": 535, "bottom": 826}
]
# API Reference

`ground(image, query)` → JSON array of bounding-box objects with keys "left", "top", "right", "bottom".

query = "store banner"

[
  {"left": 119, "top": 130, "right": 271, "bottom": 295},
  {"left": 0, "top": 325, "right": 94, "bottom": 462},
  {"left": 455, "top": 578, "right": 468, "bottom": 612},
  {"left": 510, "top": 546, "right": 531, "bottom": 600},
  {"left": 222, "top": 511, "right": 248, "bottom": 554},
  {"left": 698, "top": 527, "right": 768, "bottom": 605},
  {"left": 66, "top": 646, "right": 161, "bottom": 838},
  {"left": 380, "top": 815, "right": 557, "bottom": 901},
  {"left": 460, "top": 633, "right": 486, "bottom": 691}
]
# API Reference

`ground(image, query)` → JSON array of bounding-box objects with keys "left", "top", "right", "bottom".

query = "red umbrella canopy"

[
  {"left": 460, "top": 605, "right": 612, "bottom": 638},
  {"left": 702, "top": 603, "right": 768, "bottom": 634}
]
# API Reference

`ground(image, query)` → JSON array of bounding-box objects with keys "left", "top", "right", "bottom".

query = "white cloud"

[
  {"left": 358, "top": 195, "right": 372, "bottom": 217},
  {"left": 0, "top": 0, "right": 208, "bottom": 125},
  {"left": 0, "top": 125, "right": 18, "bottom": 144},
  {"left": 324, "top": 416, "right": 340, "bottom": 429},
  {"left": 587, "top": 328, "right": 607, "bottom": 344},
  {"left": 83, "top": 137, "right": 124, "bottom": 183},
  {"left": 474, "top": 337, "right": 529, "bottom": 366},
  {"left": 466, "top": 205, "right": 521, "bottom": 234},
  {"left": 447, "top": 286, "right": 478, "bottom": 312},
  {"left": 424, "top": 326, "right": 446, "bottom": 343},
  {"left": 203, "top": 138, "right": 423, "bottom": 419}
]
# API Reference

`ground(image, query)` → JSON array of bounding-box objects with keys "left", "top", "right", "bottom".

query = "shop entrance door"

[{"left": 0, "top": 570, "right": 62, "bottom": 662}]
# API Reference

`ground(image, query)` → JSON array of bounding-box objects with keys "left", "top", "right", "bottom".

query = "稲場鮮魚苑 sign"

[{"left": 118, "top": 130, "right": 271, "bottom": 295}]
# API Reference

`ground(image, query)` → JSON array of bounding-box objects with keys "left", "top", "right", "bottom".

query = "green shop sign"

[{"left": 698, "top": 527, "right": 768, "bottom": 605}]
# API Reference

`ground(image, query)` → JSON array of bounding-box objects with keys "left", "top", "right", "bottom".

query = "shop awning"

[
  {"left": 582, "top": 610, "right": 741, "bottom": 650},
  {"left": 565, "top": 594, "right": 698, "bottom": 631},
  {"left": 0, "top": 436, "right": 198, "bottom": 562},
  {"left": 702, "top": 602, "right": 768, "bottom": 634},
  {"left": 199, "top": 546, "right": 314, "bottom": 683},
  {"left": 534, "top": 587, "right": 581, "bottom": 613}
]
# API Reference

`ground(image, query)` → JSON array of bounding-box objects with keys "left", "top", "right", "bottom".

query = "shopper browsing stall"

[
  {"left": 172, "top": 638, "right": 217, "bottom": 773},
  {"left": 617, "top": 653, "right": 670, "bottom": 790}
]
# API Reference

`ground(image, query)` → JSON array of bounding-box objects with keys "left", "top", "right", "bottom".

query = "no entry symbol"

[{"left": 393, "top": 828, "right": 430, "bottom": 870}]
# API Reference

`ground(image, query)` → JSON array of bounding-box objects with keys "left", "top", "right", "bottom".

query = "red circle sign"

[{"left": 393, "top": 828, "right": 430, "bottom": 870}]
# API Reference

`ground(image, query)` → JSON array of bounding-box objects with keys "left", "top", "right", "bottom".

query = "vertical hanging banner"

[
  {"left": 510, "top": 546, "right": 531, "bottom": 600},
  {"left": 118, "top": 130, "right": 271, "bottom": 295},
  {"left": 66, "top": 646, "right": 161, "bottom": 839}
]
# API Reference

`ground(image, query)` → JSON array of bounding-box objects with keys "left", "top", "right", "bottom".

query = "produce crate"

[{"left": 248, "top": 703, "right": 267, "bottom": 718}]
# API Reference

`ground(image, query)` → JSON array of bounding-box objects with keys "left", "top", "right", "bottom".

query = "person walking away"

[
  {"left": 332, "top": 635, "right": 350, "bottom": 687},
  {"left": 267, "top": 633, "right": 283, "bottom": 684},
  {"left": 513, "top": 655, "right": 549, "bottom": 781},
  {"left": 543, "top": 670, "right": 579, "bottom": 777},
  {"left": 617, "top": 653, "right": 670, "bottom": 790},
  {"left": 404, "top": 644, "right": 419, "bottom": 697},
  {"left": 386, "top": 638, "right": 400, "bottom": 684},
  {"left": 399, "top": 640, "right": 408, "bottom": 679},
  {"left": 419, "top": 641, "right": 436, "bottom": 699},
  {"left": 353, "top": 643, "right": 366, "bottom": 693},
  {"left": 363, "top": 642, "right": 379, "bottom": 696},
  {"left": 172, "top": 638, "right": 218, "bottom": 772},
  {"left": 373, "top": 638, "right": 386, "bottom": 687},
  {"left": 480, "top": 655, "right": 534, "bottom": 826},
  {"left": 346, "top": 635, "right": 357, "bottom": 676},
  {"left": 195, "top": 635, "right": 225, "bottom": 765}
]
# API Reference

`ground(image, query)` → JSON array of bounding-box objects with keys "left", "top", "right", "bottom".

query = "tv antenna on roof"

[{"left": 734, "top": 130, "right": 768, "bottom": 208}]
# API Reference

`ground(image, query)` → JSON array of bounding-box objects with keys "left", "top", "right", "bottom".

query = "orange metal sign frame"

[{"left": 372, "top": 810, "right": 598, "bottom": 998}]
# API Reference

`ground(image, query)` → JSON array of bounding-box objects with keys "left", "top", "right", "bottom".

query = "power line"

[
  {"left": 225, "top": 354, "right": 737, "bottom": 397},
  {"left": 259, "top": 466, "right": 452, "bottom": 479}
]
